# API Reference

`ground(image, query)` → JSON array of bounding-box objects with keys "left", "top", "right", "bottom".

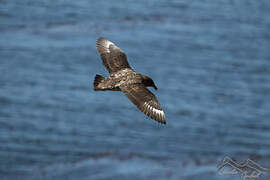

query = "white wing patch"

[
  {"left": 152, "top": 107, "right": 165, "bottom": 116},
  {"left": 143, "top": 102, "right": 165, "bottom": 122},
  {"left": 97, "top": 37, "right": 115, "bottom": 53},
  {"left": 104, "top": 40, "right": 114, "bottom": 49}
]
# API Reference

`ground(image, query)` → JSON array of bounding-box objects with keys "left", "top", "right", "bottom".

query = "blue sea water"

[{"left": 1, "top": 0, "right": 270, "bottom": 179}]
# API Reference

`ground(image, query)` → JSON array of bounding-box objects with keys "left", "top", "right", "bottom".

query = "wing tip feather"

[
  {"left": 96, "top": 37, "right": 114, "bottom": 54},
  {"left": 143, "top": 102, "right": 166, "bottom": 124}
]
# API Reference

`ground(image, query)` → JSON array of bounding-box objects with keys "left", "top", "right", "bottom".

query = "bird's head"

[{"left": 142, "top": 75, "right": 158, "bottom": 90}]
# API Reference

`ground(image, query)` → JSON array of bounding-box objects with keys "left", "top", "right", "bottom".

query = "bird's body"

[
  {"left": 94, "top": 68, "right": 139, "bottom": 91},
  {"left": 93, "top": 37, "right": 166, "bottom": 124}
]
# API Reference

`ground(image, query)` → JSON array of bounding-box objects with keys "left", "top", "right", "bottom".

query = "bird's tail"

[{"left": 93, "top": 74, "right": 105, "bottom": 91}]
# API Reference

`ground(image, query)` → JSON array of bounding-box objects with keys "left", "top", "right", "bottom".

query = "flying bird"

[{"left": 93, "top": 37, "right": 166, "bottom": 124}]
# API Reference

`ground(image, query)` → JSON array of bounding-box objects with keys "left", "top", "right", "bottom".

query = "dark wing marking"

[
  {"left": 96, "top": 37, "right": 131, "bottom": 74},
  {"left": 120, "top": 84, "right": 166, "bottom": 124}
]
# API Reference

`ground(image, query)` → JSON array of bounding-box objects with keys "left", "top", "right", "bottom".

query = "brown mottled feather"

[{"left": 96, "top": 37, "right": 131, "bottom": 74}]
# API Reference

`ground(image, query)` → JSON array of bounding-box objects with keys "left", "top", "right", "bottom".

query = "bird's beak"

[{"left": 153, "top": 85, "right": 158, "bottom": 90}]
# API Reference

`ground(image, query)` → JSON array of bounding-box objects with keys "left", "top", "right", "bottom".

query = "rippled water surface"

[{"left": 1, "top": 0, "right": 270, "bottom": 179}]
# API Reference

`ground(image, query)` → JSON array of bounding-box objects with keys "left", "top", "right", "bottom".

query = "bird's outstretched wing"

[
  {"left": 96, "top": 37, "right": 131, "bottom": 74},
  {"left": 120, "top": 84, "right": 166, "bottom": 124}
]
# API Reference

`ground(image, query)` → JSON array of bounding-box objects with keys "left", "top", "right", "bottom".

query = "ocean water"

[{"left": 1, "top": 0, "right": 270, "bottom": 179}]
